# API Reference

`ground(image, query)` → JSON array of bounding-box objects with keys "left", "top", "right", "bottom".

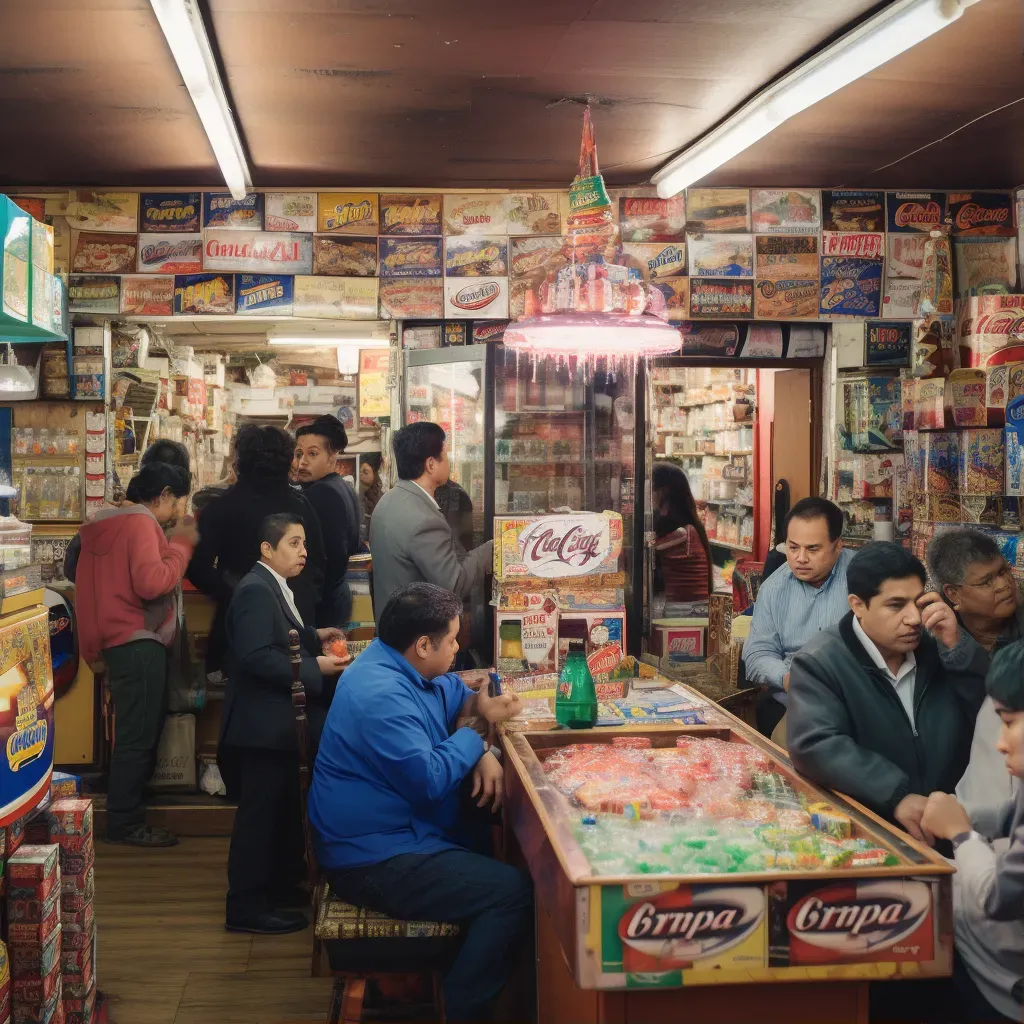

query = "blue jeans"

[{"left": 325, "top": 849, "right": 533, "bottom": 1021}]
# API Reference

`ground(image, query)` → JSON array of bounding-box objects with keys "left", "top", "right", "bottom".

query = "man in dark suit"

[
  {"left": 369, "top": 422, "right": 492, "bottom": 622},
  {"left": 222, "top": 512, "right": 347, "bottom": 935}
]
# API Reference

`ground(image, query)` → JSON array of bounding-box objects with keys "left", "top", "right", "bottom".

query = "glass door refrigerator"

[{"left": 492, "top": 346, "right": 642, "bottom": 649}]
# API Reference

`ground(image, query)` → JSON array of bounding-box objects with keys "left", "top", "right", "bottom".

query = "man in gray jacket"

[
  {"left": 787, "top": 542, "right": 987, "bottom": 843},
  {"left": 370, "top": 422, "right": 492, "bottom": 623},
  {"left": 922, "top": 640, "right": 1024, "bottom": 1024}
]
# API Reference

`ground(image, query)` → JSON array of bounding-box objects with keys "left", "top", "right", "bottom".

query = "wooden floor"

[{"left": 95, "top": 837, "right": 334, "bottom": 1024}]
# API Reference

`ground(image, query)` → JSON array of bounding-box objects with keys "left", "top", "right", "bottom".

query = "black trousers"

[
  {"left": 225, "top": 747, "right": 305, "bottom": 920},
  {"left": 755, "top": 688, "right": 787, "bottom": 738},
  {"left": 104, "top": 639, "right": 168, "bottom": 839}
]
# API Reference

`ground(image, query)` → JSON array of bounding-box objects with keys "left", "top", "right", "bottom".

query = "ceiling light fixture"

[
  {"left": 652, "top": 0, "right": 983, "bottom": 197},
  {"left": 148, "top": 0, "right": 251, "bottom": 200}
]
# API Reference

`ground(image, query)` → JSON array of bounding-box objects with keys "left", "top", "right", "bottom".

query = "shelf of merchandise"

[{"left": 710, "top": 539, "right": 754, "bottom": 554}]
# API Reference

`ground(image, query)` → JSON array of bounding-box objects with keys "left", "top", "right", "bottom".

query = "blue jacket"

[{"left": 309, "top": 638, "right": 484, "bottom": 870}]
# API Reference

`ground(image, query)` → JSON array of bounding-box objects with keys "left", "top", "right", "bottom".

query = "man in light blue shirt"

[{"left": 744, "top": 497, "right": 854, "bottom": 736}]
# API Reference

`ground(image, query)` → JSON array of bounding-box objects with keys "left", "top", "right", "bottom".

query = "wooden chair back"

[{"left": 289, "top": 629, "right": 321, "bottom": 891}]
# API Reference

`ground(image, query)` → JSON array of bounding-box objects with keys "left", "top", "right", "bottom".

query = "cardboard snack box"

[
  {"left": 59, "top": 868, "right": 94, "bottom": 913},
  {"left": 11, "top": 928, "right": 59, "bottom": 980},
  {"left": 47, "top": 800, "right": 92, "bottom": 854},
  {"left": 59, "top": 901, "right": 93, "bottom": 940},
  {"left": 8, "top": 891, "right": 60, "bottom": 946},
  {"left": 61, "top": 977, "right": 95, "bottom": 1024},
  {"left": 494, "top": 513, "right": 623, "bottom": 581},
  {"left": 11, "top": 960, "right": 60, "bottom": 1008},
  {"left": 7, "top": 847, "right": 59, "bottom": 897},
  {"left": 960, "top": 429, "right": 1004, "bottom": 495}
]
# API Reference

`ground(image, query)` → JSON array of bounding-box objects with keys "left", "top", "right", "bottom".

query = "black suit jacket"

[
  {"left": 221, "top": 564, "right": 327, "bottom": 752},
  {"left": 186, "top": 478, "right": 326, "bottom": 671}
]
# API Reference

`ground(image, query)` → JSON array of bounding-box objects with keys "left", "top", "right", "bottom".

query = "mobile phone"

[{"left": 488, "top": 672, "right": 503, "bottom": 698}]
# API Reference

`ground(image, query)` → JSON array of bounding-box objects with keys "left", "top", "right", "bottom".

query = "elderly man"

[
  {"left": 743, "top": 497, "right": 854, "bottom": 739},
  {"left": 928, "top": 528, "right": 1024, "bottom": 814}
]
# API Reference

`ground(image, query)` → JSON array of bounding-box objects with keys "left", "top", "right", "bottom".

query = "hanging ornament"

[{"left": 505, "top": 107, "right": 681, "bottom": 362}]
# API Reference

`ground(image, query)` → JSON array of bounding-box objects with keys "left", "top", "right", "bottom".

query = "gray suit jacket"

[{"left": 369, "top": 479, "right": 492, "bottom": 620}]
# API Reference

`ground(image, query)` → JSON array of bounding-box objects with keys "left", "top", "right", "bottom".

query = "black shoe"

[
  {"left": 225, "top": 910, "right": 309, "bottom": 935},
  {"left": 270, "top": 886, "right": 311, "bottom": 911},
  {"left": 105, "top": 824, "right": 179, "bottom": 848}
]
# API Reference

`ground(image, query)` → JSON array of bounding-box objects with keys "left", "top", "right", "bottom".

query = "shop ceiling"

[{"left": 0, "top": 0, "right": 1020, "bottom": 191}]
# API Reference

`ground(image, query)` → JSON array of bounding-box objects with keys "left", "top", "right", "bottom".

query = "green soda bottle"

[{"left": 556, "top": 638, "right": 598, "bottom": 729}]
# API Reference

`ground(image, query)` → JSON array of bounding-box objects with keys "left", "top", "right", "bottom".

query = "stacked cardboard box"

[
  {"left": 47, "top": 801, "right": 96, "bottom": 1022},
  {"left": 7, "top": 846, "right": 61, "bottom": 1024}
]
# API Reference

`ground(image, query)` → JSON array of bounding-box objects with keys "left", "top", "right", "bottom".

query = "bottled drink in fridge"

[{"left": 556, "top": 638, "right": 597, "bottom": 729}]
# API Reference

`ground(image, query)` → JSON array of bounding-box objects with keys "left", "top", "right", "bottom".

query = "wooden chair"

[{"left": 288, "top": 631, "right": 459, "bottom": 1024}]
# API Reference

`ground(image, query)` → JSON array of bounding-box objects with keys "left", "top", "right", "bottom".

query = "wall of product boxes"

[{"left": 3, "top": 187, "right": 1020, "bottom": 335}]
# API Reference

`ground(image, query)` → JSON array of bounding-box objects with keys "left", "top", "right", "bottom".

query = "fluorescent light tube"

[
  {"left": 652, "top": 0, "right": 982, "bottom": 197},
  {"left": 268, "top": 336, "right": 389, "bottom": 347},
  {"left": 148, "top": 0, "right": 251, "bottom": 199}
]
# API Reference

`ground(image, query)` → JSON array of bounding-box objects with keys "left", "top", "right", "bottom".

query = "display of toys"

[{"left": 543, "top": 738, "right": 898, "bottom": 875}]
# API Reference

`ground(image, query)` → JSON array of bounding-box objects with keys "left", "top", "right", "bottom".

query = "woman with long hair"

[
  {"left": 358, "top": 453, "right": 383, "bottom": 543},
  {"left": 652, "top": 461, "right": 712, "bottom": 604}
]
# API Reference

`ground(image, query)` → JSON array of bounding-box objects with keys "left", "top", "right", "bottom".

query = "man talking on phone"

[{"left": 787, "top": 542, "right": 988, "bottom": 843}]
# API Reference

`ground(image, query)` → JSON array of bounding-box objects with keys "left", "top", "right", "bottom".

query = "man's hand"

[
  {"left": 782, "top": 672, "right": 790, "bottom": 693},
  {"left": 471, "top": 751, "right": 504, "bottom": 811},
  {"left": 922, "top": 791, "right": 972, "bottom": 841},
  {"left": 894, "top": 793, "right": 935, "bottom": 845},
  {"left": 476, "top": 684, "right": 522, "bottom": 726},
  {"left": 170, "top": 515, "right": 199, "bottom": 546},
  {"left": 317, "top": 627, "right": 345, "bottom": 643},
  {"left": 316, "top": 655, "right": 348, "bottom": 676},
  {"left": 917, "top": 591, "right": 959, "bottom": 650}
]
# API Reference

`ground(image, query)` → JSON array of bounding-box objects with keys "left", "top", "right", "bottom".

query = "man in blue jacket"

[{"left": 309, "top": 582, "right": 530, "bottom": 1023}]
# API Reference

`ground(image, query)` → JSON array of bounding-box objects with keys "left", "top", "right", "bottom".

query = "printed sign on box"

[
  {"left": 136, "top": 233, "right": 203, "bottom": 275},
  {"left": 293, "top": 275, "right": 379, "bottom": 320},
  {"left": 821, "top": 232, "right": 883, "bottom": 260},
  {"left": 755, "top": 235, "right": 818, "bottom": 282},
  {"left": 618, "top": 195, "right": 686, "bottom": 243},
  {"left": 822, "top": 190, "right": 885, "bottom": 232},
  {"left": 947, "top": 191, "right": 1014, "bottom": 236},
  {"left": 68, "top": 275, "right": 120, "bottom": 314},
  {"left": 379, "top": 277, "right": 444, "bottom": 319},
  {"left": 650, "top": 278, "right": 690, "bottom": 322},
  {"left": 882, "top": 279, "right": 922, "bottom": 319},
  {"left": 954, "top": 238, "right": 1017, "bottom": 296},
  {"left": 444, "top": 236, "right": 508, "bottom": 277},
  {"left": 819, "top": 257, "right": 882, "bottom": 317},
  {"left": 313, "top": 236, "right": 377, "bottom": 277},
  {"left": 66, "top": 191, "right": 138, "bottom": 232},
  {"left": 203, "top": 230, "right": 312, "bottom": 275},
  {"left": 750, "top": 189, "right": 820, "bottom": 234},
  {"left": 887, "top": 192, "right": 948, "bottom": 233},
  {"left": 689, "top": 279, "right": 753, "bottom": 319},
  {"left": 141, "top": 193, "right": 200, "bottom": 233},
  {"left": 235, "top": 274, "right": 294, "bottom": 316},
  {"left": 685, "top": 189, "right": 750, "bottom": 233},
  {"left": 318, "top": 193, "right": 378, "bottom": 234},
  {"left": 203, "top": 192, "right": 263, "bottom": 230},
  {"left": 379, "top": 194, "right": 443, "bottom": 236},
  {"left": 866, "top": 322, "right": 911, "bottom": 365},
  {"left": 755, "top": 279, "right": 818, "bottom": 319},
  {"left": 620, "top": 243, "right": 686, "bottom": 282},
  {"left": 504, "top": 193, "right": 561, "bottom": 236},
  {"left": 120, "top": 275, "right": 174, "bottom": 316},
  {"left": 679, "top": 323, "right": 741, "bottom": 357},
  {"left": 887, "top": 234, "right": 927, "bottom": 279},
  {"left": 264, "top": 193, "right": 317, "bottom": 232},
  {"left": 494, "top": 512, "right": 623, "bottom": 581},
  {"left": 173, "top": 273, "right": 234, "bottom": 315},
  {"left": 687, "top": 234, "right": 753, "bottom": 277},
  {"left": 379, "top": 238, "right": 443, "bottom": 278},
  {"left": 444, "top": 194, "right": 508, "bottom": 236},
  {"left": 444, "top": 277, "right": 508, "bottom": 319},
  {"left": 71, "top": 232, "right": 137, "bottom": 275},
  {"left": 359, "top": 349, "right": 391, "bottom": 418}
]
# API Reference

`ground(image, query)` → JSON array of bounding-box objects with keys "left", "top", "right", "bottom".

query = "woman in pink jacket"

[{"left": 77, "top": 462, "right": 197, "bottom": 847}]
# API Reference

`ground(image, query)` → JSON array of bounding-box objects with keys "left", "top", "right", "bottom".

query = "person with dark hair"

[
  {"left": 927, "top": 528, "right": 1023, "bottom": 815},
  {"left": 358, "top": 453, "right": 383, "bottom": 540},
  {"left": 187, "top": 424, "right": 327, "bottom": 673},
  {"left": 787, "top": 541, "right": 987, "bottom": 840},
  {"left": 744, "top": 496, "right": 854, "bottom": 738},
  {"left": 651, "top": 461, "right": 711, "bottom": 605},
  {"left": 920, "top": 641, "right": 1024, "bottom": 1024},
  {"left": 368, "top": 422, "right": 492, "bottom": 622},
  {"left": 222, "top": 512, "right": 347, "bottom": 935},
  {"left": 309, "top": 582, "right": 530, "bottom": 1023},
  {"left": 76, "top": 461, "right": 198, "bottom": 847},
  {"left": 293, "top": 415, "right": 362, "bottom": 626}
]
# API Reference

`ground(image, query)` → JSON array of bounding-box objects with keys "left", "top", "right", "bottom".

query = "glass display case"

[{"left": 404, "top": 346, "right": 490, "bottom": 550}]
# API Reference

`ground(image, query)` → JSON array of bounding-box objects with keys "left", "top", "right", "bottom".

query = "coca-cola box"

[{"left": 493, "top": 514, "right": 626, "bottom": 684}]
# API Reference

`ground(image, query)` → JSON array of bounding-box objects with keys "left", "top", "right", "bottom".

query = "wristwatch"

[{"left": 951, "top": 830, "right": 985, "bottom": 852}]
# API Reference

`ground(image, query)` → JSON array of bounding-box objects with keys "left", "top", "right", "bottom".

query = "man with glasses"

[{"left": 928, "top": 529, "right": 1024, "bottom": 813}]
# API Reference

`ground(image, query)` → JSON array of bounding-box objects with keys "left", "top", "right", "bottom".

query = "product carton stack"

[
  {"left": 8, "top": 845, "right": 62, "bottom": 1024},
  {"left": 48, "top": 800, "right": 96, "bottom": 1024}
]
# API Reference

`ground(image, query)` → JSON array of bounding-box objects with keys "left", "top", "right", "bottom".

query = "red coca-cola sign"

[{"left": 496, "top": 513, "right": 623, "bottom": 579}]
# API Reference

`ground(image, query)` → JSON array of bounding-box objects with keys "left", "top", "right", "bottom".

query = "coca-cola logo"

[
  {"left": 620, "top": 887, "right": 764, "bottom": 963},
  {"left": 518, "top": 520, "right": 606, "bottom": 576},
  {"left": 894, "top": 201, "right": 942, "bottom": 229},
  {"left": 955, "top": 203, "right": 1009, "bottom": 231},
  {"left": 453, "top": 281, "right": 500, "bottom": 310},
  {"left": 788, "top": 881, "right": 930, "bottom": 954}
]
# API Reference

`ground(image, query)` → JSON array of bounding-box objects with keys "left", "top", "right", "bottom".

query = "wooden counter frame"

[{"left": 501, "top": 683, "right": 954, "bottom": 1015}]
